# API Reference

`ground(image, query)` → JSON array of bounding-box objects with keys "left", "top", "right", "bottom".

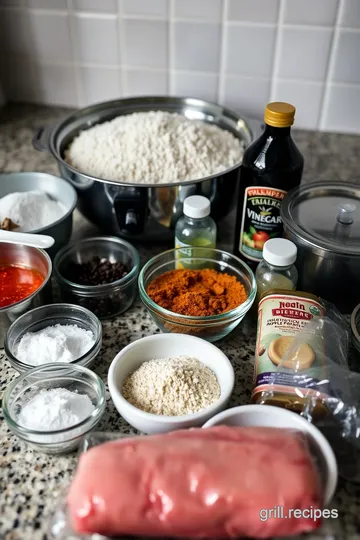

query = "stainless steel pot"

[
  {"left": 32, "top": 97, "right": 260, "bottom": 242},
  {"left": 281, "top": 181, "right": 360, "bottom": 313},
  {"left": 0, "top": 244, "right": 52, "bottom": 347}
]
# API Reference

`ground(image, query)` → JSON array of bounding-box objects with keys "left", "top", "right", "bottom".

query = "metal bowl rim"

[
  {"left": 0, "top": 171, "right": 78, "bottom": 234},
  {"left": 48, "top": 95, "right": 252, "bottom": 188},
  {"left": 0, "top": 246, "right": 52, "bottom": 314}
]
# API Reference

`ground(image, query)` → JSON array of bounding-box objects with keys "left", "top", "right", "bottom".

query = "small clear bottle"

[
  {"left": 175, "top": 196, "right": 216, "bottom": 268},
  {"left": 255, "top": 238, "right": 298, "bottom": 302}
]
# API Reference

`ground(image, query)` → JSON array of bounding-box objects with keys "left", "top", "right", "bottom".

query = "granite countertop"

[{"left": 1, "top": 104, "right": 360, "bottom": 540}]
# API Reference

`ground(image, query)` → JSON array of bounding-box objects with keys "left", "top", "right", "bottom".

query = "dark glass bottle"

[{"left": 233, "top": 102, "right": 304, "bottom": 270}]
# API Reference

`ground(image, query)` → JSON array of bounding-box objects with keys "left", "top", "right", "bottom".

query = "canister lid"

[{"left": 281, "top": 182, "right": 360, "bottom": 255}]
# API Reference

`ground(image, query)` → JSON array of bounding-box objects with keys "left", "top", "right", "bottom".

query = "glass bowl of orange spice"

[{"left": 139, "top": 247, "right": 256, "bottom": 342}]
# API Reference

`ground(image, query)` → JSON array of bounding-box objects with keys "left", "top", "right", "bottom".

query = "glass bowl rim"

[
  {"left": 4, "top": 303, "right": 102, "bottom": 370},
  {"left": 138, "top": 247, "right": 257, "bottom": 322},
  {"left": 54, "top": 236, "right": 140, "bottom": 292},
  {"left": 2, "top": 363, "right": 106, "bottom": 436}
]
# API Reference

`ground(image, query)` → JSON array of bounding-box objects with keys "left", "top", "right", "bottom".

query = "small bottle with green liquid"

[{"left": 175, "top": 195, "right": 216, "bottom": 269}]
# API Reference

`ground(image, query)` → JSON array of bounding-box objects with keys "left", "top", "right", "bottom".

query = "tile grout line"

[
  {"left": 168, "top": 0, "right": 175, "bottom": 95},
  {"left": 117, "top": 0, "right": 126, "bottom": 97},
  {"left": 269, "top": 0, "right": 286, "bottom": 102},
  {"left": 318, "top": 0, "right": 344, "bottom": 131},
  {"left": 217, "top": 0, "right": 227, "bottom": 105},
  {"left": 66, "top": 0, "right": 82, "bottom": 107}
]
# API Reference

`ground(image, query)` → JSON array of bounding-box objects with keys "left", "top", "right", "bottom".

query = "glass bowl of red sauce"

[{"left": 0, "top": 243, "right": 52, "bottom": 347}]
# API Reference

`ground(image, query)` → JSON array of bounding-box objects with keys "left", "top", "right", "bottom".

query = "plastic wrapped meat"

[{"left": 67, "top": 426, "right": 323, "bottom": 538}]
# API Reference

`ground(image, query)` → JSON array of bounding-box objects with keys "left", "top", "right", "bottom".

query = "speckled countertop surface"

[{"left": 1, "top": 104, "right": 360, "bottom": 540}]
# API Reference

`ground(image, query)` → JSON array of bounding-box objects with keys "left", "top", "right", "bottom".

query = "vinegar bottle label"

[{"left": 239, "top": 186, "right": 287, "bottom": 262}]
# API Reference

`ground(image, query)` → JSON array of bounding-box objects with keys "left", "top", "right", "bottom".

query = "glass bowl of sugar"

[
  {"left": 4, "top": 303, "right": 102, "bottom": 373},
  {"left": 2, "top": 363, "right": 106, "bottom": 454}
]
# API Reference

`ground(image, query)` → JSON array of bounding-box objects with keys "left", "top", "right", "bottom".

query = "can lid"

[
  {"left": 264, "top": 102, "right": 295, "bottom": 128},
  {"left": 281, "top": 182, "right": 360, "bottom": 255},
  {"left": 183, "top": 195, "right": 211, "bottom": 219},
  {"left": 263, "top": 238, "right": 297, "bottom": 266}
]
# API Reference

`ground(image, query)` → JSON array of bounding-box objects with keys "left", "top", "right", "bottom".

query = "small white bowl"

[
  {"left": 108, "top": 334, "right": 234, "bottom": 434},
  {"left": 203, "top": 405, "right": 338, "bottom": 506}
]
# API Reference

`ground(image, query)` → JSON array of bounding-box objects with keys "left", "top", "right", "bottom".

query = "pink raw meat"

[{"left": 67, "top": 426, "right": 323, "bottom": 538}]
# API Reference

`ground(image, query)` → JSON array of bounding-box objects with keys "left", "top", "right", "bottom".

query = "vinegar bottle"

[{"left": 233, "top": 102, "right": 304, "bottom": 270}]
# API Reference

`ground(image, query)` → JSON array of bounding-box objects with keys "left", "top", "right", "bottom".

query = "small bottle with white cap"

[
  {"left": 255, "top": 238, "right": 298, "bottom": 302},
  {"left": 175, "top": 195, "right": 216, "bottom": 260}
]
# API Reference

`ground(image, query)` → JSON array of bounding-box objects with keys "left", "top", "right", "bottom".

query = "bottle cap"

[
  {"left": 264, "top": 102, "right": 295, "bottom": 128},
  {"left": 183, "top": 195, "right": 211, "bottom": 219},
  {"left": 263, "top": 238, "right": 297, "bottom": 267}
]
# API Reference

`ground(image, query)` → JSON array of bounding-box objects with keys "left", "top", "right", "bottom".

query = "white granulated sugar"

[
  {"left": 18, "top": 388, "right": 95, "bottom": 431},
  {"left": 65, "top": 111, "right": 244, "bottom": 184},
  {"left": 15, "top": 324, "right": 95, "bottom": 366},
  {"left": 0, "top": 190, "right": 66, "bottom": 232},
  {"left": 122, "top": 355, "right": 221, "bottom": 416}
]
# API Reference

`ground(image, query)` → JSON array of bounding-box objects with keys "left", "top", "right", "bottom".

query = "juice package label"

[
  {"left": 239, "top": 186, "right": 286, "bottom": 262},
  {"left": 252, "top": 293, "right": 327, "bottom": 400}
]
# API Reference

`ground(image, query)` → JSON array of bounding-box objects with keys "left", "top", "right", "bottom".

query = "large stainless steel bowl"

[{"left": 33, "top": 96, "right": 260, "bottom": 242}]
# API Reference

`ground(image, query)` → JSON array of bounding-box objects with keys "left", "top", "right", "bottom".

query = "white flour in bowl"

[
  {"left": 0, "top": 190, "right": 66, "bottom": 231},
  {"left": 65, "top": 111, "right": 244, "bottom": 184}
]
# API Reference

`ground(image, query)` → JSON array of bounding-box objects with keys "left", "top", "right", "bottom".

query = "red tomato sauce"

[{"left": 0, "top": 265, "right": 45, "bottom": 308}]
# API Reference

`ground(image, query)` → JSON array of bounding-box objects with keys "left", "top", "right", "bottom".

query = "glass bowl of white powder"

[
  {"left": 4, "top": 303, "right": 102, "bottom": 373},
  {"left": 2, "top": 363, "right": 106, "bottom": 454}
]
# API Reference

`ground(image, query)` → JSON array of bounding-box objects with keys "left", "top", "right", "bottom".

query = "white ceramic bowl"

[
  {"left": 108, "top": 334, "right": 234, "bottom": 434},
  {"left": 203, "top": 405, "right": 338, "bottom": 506}
]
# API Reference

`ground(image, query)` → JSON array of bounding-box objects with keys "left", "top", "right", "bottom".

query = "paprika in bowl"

[
  {"left": 0, "top": 243, "right": 52, "bottom": 347},
  {"left": 138, "top": 247, "right": 256, "bottom": 342}
]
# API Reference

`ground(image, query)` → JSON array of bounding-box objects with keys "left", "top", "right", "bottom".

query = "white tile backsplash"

[
  {"left": 227, "top": 0, "right": 279, "bottom": 24},
  {"left": 225, "top": 24, "right": 276, "bottom": 77},
  {"left": 174, "top": 0, "right": 222, "bottom": 22},
  {"left": 332, "top": 30, "right": 360, "bottom": 84},
  {"left": 222, "top": 75, "right": 271, "bottom": 117},
  {"left": 27, "top": 0, "right": 67, "bottom": 9},
  {"left": 0, "top": 9, "right": 32, "bottom": 56},
  {"left": 278, "top": 27, "right": 333, "bottom": 81},
  {"left": 27, "top": 11, "right": 72, "bottom": 62},
  {"left": 172, "top": 71, "right": 218, "bottom": 101},
  {"left": 283, "top": 0, "right": 339, "bottom": 26},
  {"left": 340, "top": 0, "right": 360, "bottom": 29},
  {"left": 322, "top": 84, "right": 360, "bottom": 133},
  {"left": 0, "top": 59, "right": 38, "bottom": 102},
  {"left": 36, "top": 63, "right": 77, "bottom": 106},
  {"left": 125, "top": 69, "right": 168, "bottom": 96},
  {"left": 272, "top": 79, "right": 324, "bottom": 129},
  {"left": 124, "top": 20, "right": 167, "bottom": 69},
  {"left": 174, "top": 22, "right": 221, "bottom": 72},
  {"left": 73, "top": 0, "right": 117, "bottom": 13},
  {"left": 122, "top": 0, "right": 168, "bottom": 18},
  {"left": 79, "top": 66, "right": 121, "bottom": 106},
  {"left": 73, "top": 14, "right": 119, "bottom": 66},
  {"left": 0, "top": 0, "right": 359, "bottom": 134}
]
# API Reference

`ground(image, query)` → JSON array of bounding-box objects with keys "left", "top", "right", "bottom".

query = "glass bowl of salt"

[
  {"left": 4, "top": 303, "right": 102, "bottom": 373},
  {"left": 2, "top": 363, "right": 106, "bottom": 454}
]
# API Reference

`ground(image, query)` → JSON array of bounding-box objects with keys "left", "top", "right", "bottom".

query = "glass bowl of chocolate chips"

[{"left": 54, "top": 236, "right": 140, "bottom": 319}]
